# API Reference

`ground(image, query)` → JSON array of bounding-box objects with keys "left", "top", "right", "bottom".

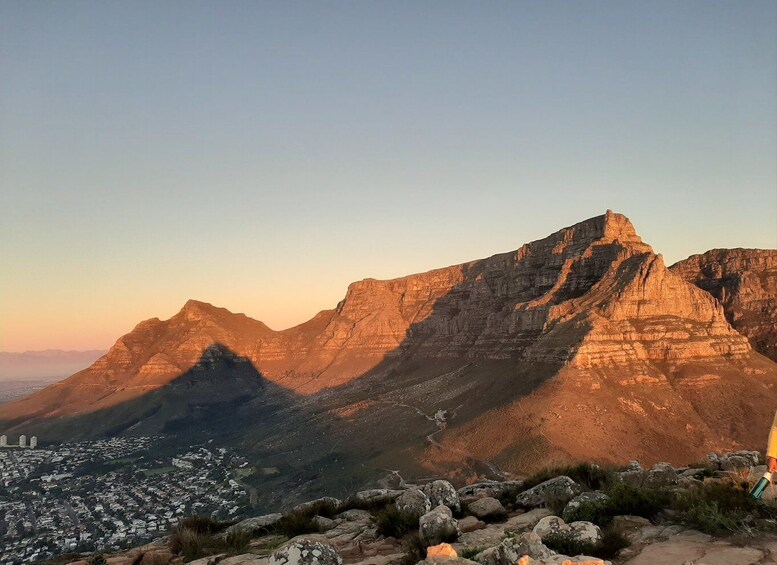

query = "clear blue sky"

[{"left": 1, "top": 1, "right": 776, "bottom": 350}]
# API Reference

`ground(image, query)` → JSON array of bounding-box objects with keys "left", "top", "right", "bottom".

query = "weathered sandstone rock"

[
  {"left": 395, "top": 488, "right": 432, "bottom": 519},
  {"left": 422, "top": 481, "right": 461, "bottom": 513},
  {"left": 419, "top": 505, "right": 460, "bottom": 546},
  {"left": 466, "top": 497, "right": 507, "bottom": 521},
  {"left": 515, "top": 477, "right": 582, "bottom": 509},
  {"left": 269, "top": 539, "right": 342, "bottom": 565}
]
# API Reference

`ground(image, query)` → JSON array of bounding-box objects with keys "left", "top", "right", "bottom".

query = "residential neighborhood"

[{"left": 0, "top": 437, "right": 251, "bottom": 564}]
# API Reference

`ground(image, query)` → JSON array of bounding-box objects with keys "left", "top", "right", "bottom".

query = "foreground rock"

[
  {"left": 420, "top": 505, "right": 460, "bottom": 546},
  {"left": 227, "top": 513, "right": 283, "bottom": 535},
  {"left": 532, "top": 516, "right": 602, "bottom": 546},
  {"left": 395, "top": 488, "right": 432, "bottom": 518},
  {"left": 269, "top": 539, "right": 342, "bottom": 565},
  {"left": 515, "top": 477, "right": 582, "bottom": 509},
  {"left": 422, "top": 481, "right": 461, "bottom": 513},
  {"left": 466, "top": 497, "right": 507, "bottom": 521},
  {"left": 473, "top": 532, "right": 554, "bottom": 565}
]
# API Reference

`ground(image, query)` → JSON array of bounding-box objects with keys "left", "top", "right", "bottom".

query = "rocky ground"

[{"left": 55, "top": 451, "right": 777, "bottom": 565}]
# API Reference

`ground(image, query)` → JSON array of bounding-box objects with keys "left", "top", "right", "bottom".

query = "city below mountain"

[{"left": 2, "top": 211, "right": 776, "bottom": 508}]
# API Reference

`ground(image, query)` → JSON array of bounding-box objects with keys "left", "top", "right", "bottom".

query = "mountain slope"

[
  {"left": 671, "top": 249, "right": 777, "bottom": 362},
  {"left": 2, "top": 211, "right": 776, "bottom": 497}
]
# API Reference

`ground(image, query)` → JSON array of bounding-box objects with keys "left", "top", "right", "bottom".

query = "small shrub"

[
  {"left": 274, "top": 511, "right": 322, "bottom": 537},
  {"left": 602, "top": 483, "right": 671, "bottom": 521},
  {"left": 400, "top": 532, "right": 427, "bottom": 565},
  {"left": 523, "top": 463, "right": 616, "bottom": 491},
  {"left": 564, "top": 498, "right": 613, "bottom": 525},
  {"left": 224, "top": 528, "right": 252, "bottom": 553},
  {"left": 375, "top": 505, "right": 419, "bottom": 538},
  {"left": 496, "top": 485, "right": 523, "bottom": 507},
  {"left": 542, "top": 525, "right": 629, "bottom": 559},
  {"left": 168, "top": 525, "right": 208, "bottom": 561},
  {"left": 304, "top": 499, "right": 340, "bottom": 518},
  {"left": 340, "top": 497, "right": 393, "bottom": 513},
  {"left": 542, "top": 534, "right": 598, "bottom": 558},
  {"left": 672, "top": 480, "right": 762, "bottom": 534},
  {"left": 597, "top": 527, "right": 631, "bottom": 558},
  {"left": 460, "top": 547, "right": 486, "bottom": 559},
  {"left": 179, "top": 515, "right": 228, "bottom": 535},
  {"left": 88, "top": 554, "right": 107, "bottom": 565}
]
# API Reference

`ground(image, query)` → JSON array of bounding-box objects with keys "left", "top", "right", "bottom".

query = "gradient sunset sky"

[{"left": 2, "top": 1, "right": 776, "bottom": 352}]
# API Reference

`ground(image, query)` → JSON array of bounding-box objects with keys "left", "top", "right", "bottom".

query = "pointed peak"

[
  {"left": 564, "top": 210, "right": 649, "bottom": 251},
  {"left": 178, "top": 299, "right": 222, "bottom": 321}
]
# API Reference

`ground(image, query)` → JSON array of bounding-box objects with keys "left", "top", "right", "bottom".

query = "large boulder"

[
  {"left": 515, "top": 476, "right": 582, "bottom": 509},
  {"left": 644, "top": 463, "right": 678, "bottom": 487},
  {"left": 617, "top": 461, "right": 644, "bottom": 485},
  {"left": 457, "top": 516, "right": 486, "bottom": 533},
  {"left": 227, "top": 513, "right": 283, "bottom": 535},
  {"left": 346, "top": 489, "right": 403, "bottom": 507},
  {"left": 531, "top": 515, "right": 602, "bottom": 546},
  {"left": 473, "top": 532, "right": 554, "bottom": 565},
  {"left": 269, "top": 539, "right": 342, "bottom": 565},
  {"left": 395, "top": 488, "right": 432, "bottom": 519},
  {"left": 532, "top": 516, "right": 567, "bottom": 539},
  {"left": 419, "top": 505, "right": 461, "bottom": 546},
  {"left": 293, "top": 497, "right": 342, "bottom": 515},
  {"left": 423, "top": 480, "right": 461, "bottom": 513},
  {"left": 458, "top": 481, "right": 524, "bottom": 500},
  {"left": 562, "top": 491, "right": 610, "bottom": 522},
  {"left": 466, "top": 497, "right": 507, "bottom": 522}
]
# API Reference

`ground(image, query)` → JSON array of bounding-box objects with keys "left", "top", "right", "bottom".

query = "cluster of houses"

[{"left": 0, "top": 438, "right": 251, "bottom": 565}]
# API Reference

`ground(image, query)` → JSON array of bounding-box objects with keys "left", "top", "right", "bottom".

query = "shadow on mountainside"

[{"left": 0, "top": 344, "right": 375, "bottom": 511}]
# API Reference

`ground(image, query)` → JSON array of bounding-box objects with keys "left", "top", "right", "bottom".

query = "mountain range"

[
  {"left": 0, "top": 349, "right": 106, "bottom": 380},
  {"left": 2, "top": 211, "right": 776, "bottom": 508}
]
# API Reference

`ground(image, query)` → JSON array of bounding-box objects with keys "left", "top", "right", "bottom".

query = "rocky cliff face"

[
  {"left": 2, "top": 212, "right": 776, "bottom": 489},
  {"left": 671, "top": 249, "right": 777, "bottom": 362}
]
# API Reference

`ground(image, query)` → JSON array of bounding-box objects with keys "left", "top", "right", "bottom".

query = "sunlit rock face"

[
  {"left": 3, "top": 210, "right": 777, "bottom": 476},
  {"left": 672, "top": 249, "right": 777, "bottom": 362}
]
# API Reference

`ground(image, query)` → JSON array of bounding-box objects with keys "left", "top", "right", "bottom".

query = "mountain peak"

[{"left": 178, "top": 299, "right": 221, "bottom": 321}]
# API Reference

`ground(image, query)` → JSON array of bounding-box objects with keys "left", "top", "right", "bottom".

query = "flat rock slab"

[
  {"left": 623, "top": 540, "right": 763, "bottom": 565},
  {"left": 453, "top": 508, "right": 552, "bottom": 552}
]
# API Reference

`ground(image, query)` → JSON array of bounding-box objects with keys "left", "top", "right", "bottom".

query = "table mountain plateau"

[{"left": 2, "top": 211, "right": 776, "bottom": 506}]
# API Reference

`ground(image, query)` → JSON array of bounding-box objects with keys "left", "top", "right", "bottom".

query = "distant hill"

[
  {"left": 0, "top": 349, "right": 106, "bottom": 380},
  {"left": 2, "top": 211, "right": 776, "bottom": 508}
]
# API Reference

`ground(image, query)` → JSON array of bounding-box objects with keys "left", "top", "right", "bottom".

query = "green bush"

[
  {"left": 400, "top": 532, "right": 427, "bottom": 565},
  {"left": 179, "top": 515, "right": 229, "bottom": 535},
  {"left": 274, "top": 511, "right": 323, "bottom": 537},
  {"left": 168, "top": 525, "right": 209, "bottom": 561},
  {"left": 602, "top": 483, "right": 671, "bottom": 521},
  {"left": 672, "top": 480, "right": 764, "bottom": 534},
  {"left": 224, "top": 528, "right": 252, "bottom": 552},
  {"left": 375, "top": 505, "right": 419, "bottom": 538},
  {"left": 523, "top": 463, "right": 616, "bottom": 491},
  {"left": 559, "top": 482, "right": 671, "bottom": 527},
  {"left": 88, "top": 554, "right": 107, "bottom": 565},
  {"left": 302, "top": 499, "right": 340, "bottom": 518}
]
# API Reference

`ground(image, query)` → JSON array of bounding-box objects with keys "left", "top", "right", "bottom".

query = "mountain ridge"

[{"left": 2, "top": 211, "right": 777, "bottom": 500}]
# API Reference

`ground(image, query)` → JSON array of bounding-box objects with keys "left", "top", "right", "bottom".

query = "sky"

[{"left": 1, "top": 1, "right": 776, "bottom": 352}]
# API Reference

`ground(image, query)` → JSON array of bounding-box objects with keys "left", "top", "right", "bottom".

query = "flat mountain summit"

[{"left": 3, "top": 211, "right": 776, "bottom": 504}]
